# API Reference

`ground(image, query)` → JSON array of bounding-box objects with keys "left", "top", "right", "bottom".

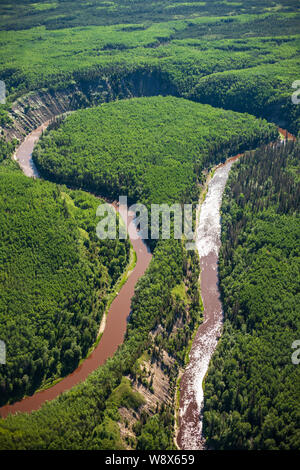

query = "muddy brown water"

[
  {"left": 0, "top": 123, "right": 152, "bottom": 418},
  {"left": 12, "top": 121, "right": 50, "bottom": 178}
]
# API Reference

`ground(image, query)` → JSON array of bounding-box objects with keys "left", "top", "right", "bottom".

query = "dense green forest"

[
  {"left": 0, "top": 162, "right": 129, "bottom": 405},
  {"left": 0, "top": 237, "right": 201, "bottom": 449},
  {"left": 2, "top": 0, "right": 299, "bottom": 31},
  {"left": 0, "top": 0, "right": 299, "bottom": 452},
  {"left": 32, "top": 96, "right": 277, "bottom": 208},
  {"left": 0, "top": 137, "right": 16, "bottom": 163},
  {"left": 203, "top": 139, "right": 300, "bottom": 450},
  {"left": 0, "top": 2, "right": 299, "bottom": 132}
]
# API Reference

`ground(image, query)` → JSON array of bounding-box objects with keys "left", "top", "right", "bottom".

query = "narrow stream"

[
  {"left": 177, "top": 157, "right": 238, "bottom": 450},
  {"left": 0, "top": 123, "right": 152, "bottom": 418}
]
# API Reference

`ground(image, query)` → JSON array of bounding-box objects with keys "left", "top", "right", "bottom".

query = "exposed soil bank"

[
  {"left": 0, "top": 123, "right": 152, "bottom": 419},
  {"left": 3, "top": 68, "right": 177, "bottom": 142}
]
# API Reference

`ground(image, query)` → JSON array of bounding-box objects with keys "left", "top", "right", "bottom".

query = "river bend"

[{"left": 0, "top": 123, "right": 152, "bottom": 418}]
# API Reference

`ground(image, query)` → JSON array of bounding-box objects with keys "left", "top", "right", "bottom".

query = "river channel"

[{"left": 0, "top": 123, "right": 152, "bottom": 418}]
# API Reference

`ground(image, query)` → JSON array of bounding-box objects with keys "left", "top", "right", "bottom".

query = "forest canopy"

[
  {"left": 0, "top": 164, "right": 129, "bottom": 405},
  {"left": 32, "top": 96, "right": 278, "bottom": 207},
  {"left": 0, "top": 3, "right": 299, "bottom": 132},
  {"left": 0, "top": 0, "right": 299, "bottom": 452}
]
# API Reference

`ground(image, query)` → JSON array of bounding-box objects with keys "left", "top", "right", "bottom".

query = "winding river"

[
  {"left": 0, "top": 119, "right": 287, "bottom": 452},
  {"left": 0, "top": 122, "right": 152, "bottom": 418},
  {"left": 177, "top": 156, "right": 239, "bottom": 450}
]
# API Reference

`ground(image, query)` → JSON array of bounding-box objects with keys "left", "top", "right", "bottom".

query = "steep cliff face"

[
  {"left": 4, "top": 87, "right": 80, "bottom": 141},
  {"left": 3, "top": 68, "right": 177, "bottom": 142}
]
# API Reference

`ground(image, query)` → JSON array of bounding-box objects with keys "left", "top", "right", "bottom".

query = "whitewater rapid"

[{"left": 177, "top": 159, "right": 235, "bottom": 450}]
